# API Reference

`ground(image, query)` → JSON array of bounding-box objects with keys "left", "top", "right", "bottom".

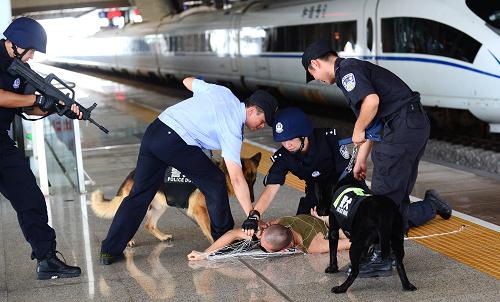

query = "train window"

[
  {"left": 265, "top": 21, "right": 357, "bottom": 52},
  {"left": 466, "top": 0, "right": 500, "bottom": 32},
  {"left": 381, "top": 17, "right": 482, "bottom": 63},
  {"left": 240, "top": 27, "right": 268, "bottom": 56},
  {"left": 366, "top": 18, "right": 373, "bottom": 52}
]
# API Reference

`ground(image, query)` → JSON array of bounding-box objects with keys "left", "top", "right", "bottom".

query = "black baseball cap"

[
  {"left": 246, "top": 90, "right": 278, "bottom": 126},
  {"left": 301, "top": 40, "right": 338, "bottom": 83}
]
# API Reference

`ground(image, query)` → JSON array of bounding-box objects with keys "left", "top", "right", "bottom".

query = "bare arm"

[
  {"left": 205, "top": 229, "right": 250, "bottom": 253},
  {"left": 307, "top": 234, "right": 351, "bottom": 253},
  {"left": 253, "top": 184, "right": 280, "bottom": 216},
  {"left": 0, "top": 90, "right": 83, "bottom": 118},
  {"left": 182, "top": 77, "right": 196, "bottom": 92},
  {"left": 353, "top": 140, "right": 374, "bottom": 180},
  {"left": 225, "top": 158, "right": 253, "bottom": 216},
  {"left": 352, "top": 93, "right": 379, "bottom": 146},
  {"left": 187, "top": 229, "right": 251, "bottom": 260},
  {"left": 357, "top": 140, "right": 374, "bottom": 163},
  {"left": 0, "top": 89, "right": 36, "bottom": 108}
]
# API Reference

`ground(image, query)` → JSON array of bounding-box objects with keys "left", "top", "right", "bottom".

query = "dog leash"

[
  {"left": 404, "top": 224, "right": 469, "bottom": 240},
  {"left": 337, "top": 120, "right": 382, "bottom": 181},
  {"left": 338, "top": 145, "right": 359, "bottom": 181}
]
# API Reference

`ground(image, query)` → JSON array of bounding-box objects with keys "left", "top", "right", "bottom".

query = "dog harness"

[
  {"left": 162, "top": 166, "right": 197, "bottom": 208},
  {"left": 331, "top": 185, "right": 372, "bottom": 238}
]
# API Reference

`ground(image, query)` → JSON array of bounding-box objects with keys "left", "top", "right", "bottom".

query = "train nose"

[{"left": 467, "top": 47, "right": 500, "bottom": 132}]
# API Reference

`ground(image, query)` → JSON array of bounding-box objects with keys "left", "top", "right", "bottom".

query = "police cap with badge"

[
  {"left": 301, "top": 40, "right": 338, "bottom": 83},
  {"left": 272, "top": 107, "right": 313, "bottom": 142},
  {"left": 246, "top": 90, "right": 278, "bottom": 126}
]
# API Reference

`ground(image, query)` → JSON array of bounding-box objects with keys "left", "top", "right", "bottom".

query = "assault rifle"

[{"left": 7, "top": 58, "right": 109, "bottom": 134}]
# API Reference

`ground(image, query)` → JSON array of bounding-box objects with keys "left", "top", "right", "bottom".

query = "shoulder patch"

[
  {"left": 341, "top": 73, "right": 356, "bottom": 92},
  {"left": 13, "top": 78, "right": 20, "bottom": 89}
]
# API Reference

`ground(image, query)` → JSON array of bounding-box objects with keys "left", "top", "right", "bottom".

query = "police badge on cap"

[{"left": 275, "top": 122, "right": 283, "bottom": 134}]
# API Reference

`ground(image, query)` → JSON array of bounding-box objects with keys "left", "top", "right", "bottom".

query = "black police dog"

[{"left": 315, "top": 173, "right": 417, "bottom": 294}]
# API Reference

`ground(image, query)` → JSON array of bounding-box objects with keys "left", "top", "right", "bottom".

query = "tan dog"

[{"left": 91, "top": 153, "right": 261, "bottom": 245}]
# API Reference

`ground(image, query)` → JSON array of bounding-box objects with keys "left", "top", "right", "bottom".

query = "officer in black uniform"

[
  {"left": 0, "top": 17, "right": 81, "bottom": 279},
  {"left": 241, "top": 107, "right": 351, "bottom": 234},
  {"left": 301, "top": 40, "right": 452, "bottom": 277}
]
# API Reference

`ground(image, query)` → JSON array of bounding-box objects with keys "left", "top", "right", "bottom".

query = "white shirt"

[{"left": 158, "top": 79, "right": 246, "bottom": 166}]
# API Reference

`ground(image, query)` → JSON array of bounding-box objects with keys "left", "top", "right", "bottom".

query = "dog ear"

[{"left": 250, "top": 152, "right": 262, "bottom": 166}]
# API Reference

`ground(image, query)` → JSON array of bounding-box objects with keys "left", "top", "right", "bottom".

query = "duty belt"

[{"left": 382, "top": 92, "right": 423, "bottom": 123}]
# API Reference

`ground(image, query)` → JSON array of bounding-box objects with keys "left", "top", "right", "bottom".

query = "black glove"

[
  {"left": 34, "top": 94, "right": 57, "bottom": 112},
  {"left": 242, "top": 210, "right": 260, "bottom": 232}
]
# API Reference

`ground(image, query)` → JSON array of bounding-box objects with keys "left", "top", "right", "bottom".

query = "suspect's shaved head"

[{"left": 261, "top": 224, "right": 293, "bottom": 252}]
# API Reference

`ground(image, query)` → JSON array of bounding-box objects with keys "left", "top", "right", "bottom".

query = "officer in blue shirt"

[
  {"left": 242, "top": 107, "right": 353, "bottom": 233},
  {"left": 99, "top": 77, "right": 278, "bottom": 264},
  {"left": 301, "top": 40, "right": 452, "bottom": 277},
  {"left": 0, "top": 17, "right": 82, "bottom": 279}
]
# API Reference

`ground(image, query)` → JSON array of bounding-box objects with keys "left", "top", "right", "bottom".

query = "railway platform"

[{"left": 0, "top": 64, "right": 498, "bottom": 301}]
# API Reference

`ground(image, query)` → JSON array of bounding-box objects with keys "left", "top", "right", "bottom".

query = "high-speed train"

[{"left": 48, "top": 0, "right": 500, "bottom": 132}]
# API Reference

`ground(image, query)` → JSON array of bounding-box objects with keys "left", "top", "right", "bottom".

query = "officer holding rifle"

[{"left": 0, "top": 17, "right": 82, "bottom": 280}]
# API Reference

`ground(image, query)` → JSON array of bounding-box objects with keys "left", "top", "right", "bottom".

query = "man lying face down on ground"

[{"left": 188, "top": 209, "right": 350, "bottom": 260}]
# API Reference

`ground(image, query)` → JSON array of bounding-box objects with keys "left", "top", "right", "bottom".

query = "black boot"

[
  {"left": 36, "top": 250, "right": 81, "bottom": 280},
  {"left": 347, "top": 245, "right": 392, "bottom": 278},
  {"left": 425, "top": 189, "right": 452, "bottom": 220},
  {"left": 99, "top": 252, "right": 123, "bottom": 265}
]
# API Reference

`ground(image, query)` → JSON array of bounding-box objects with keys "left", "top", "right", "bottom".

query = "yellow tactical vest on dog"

[{"left": 331, "top": 185, "right": 372, "bottom": 238}]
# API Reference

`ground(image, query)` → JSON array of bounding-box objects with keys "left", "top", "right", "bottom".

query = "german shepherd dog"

[
  {"left": 91, "top": 153, "right": 262, "bottom": 245},
  {"left": 315, "top": 173, "right": 417, "bottom": 293}
]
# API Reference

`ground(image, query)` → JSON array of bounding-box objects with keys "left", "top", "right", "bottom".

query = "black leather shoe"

[
  {"left": 425, "top": 189, "right": 452, "bottom": 220},
  {"left": 37, "top": 251, "right": 81, "bottom": 280},
  {"left": 99, "top": 252, "right": 123, "bottom": 265},
  {"left": 347, "top": 247, "right": 393, "bottom": 278}
]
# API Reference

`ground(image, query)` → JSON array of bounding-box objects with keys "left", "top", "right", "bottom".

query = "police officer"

[
  {"left": 301, "top": 40, "right": 452, "bottom": 276},
  {"left": 0, "top": 17, "right": 82, "bottom": 279},
  {"left": 99, "top": 77, "right": 278, "bottom": 265},
  {"left": 241, "top": 107, "right": 350, "bottom": 234}
]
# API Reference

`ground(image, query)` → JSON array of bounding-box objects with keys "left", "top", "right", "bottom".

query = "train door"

[{"left": 363, "top": 0, "right": 379, "bottom": 63}]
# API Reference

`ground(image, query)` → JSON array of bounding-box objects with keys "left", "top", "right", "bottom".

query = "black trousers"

[
  {"left": 101, "top": 119, "right": 234, "bottom": 256},
  {"left": 371, "top": 97, "right": 431, "bottom": 229},
  {"left": 0, "top": 133, "right": 56, "bottom": 260}
]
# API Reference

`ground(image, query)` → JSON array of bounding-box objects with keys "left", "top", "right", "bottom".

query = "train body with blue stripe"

[{"left": 48, "top": 0, "right": 500, "bottom": 132}]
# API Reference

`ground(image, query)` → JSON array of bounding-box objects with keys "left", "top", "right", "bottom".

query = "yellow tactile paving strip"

[
  {"left": 408, "top": 216, "right": 500, "bottom": 279},
  {"left": 111, "top": 98, "right": 500, "bottom": 280},
  {"left": 242, "top": 142, "right": 500, "bottom": 280}
]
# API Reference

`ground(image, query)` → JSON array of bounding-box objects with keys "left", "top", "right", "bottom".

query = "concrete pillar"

[
  {"left": 1, "top": 0, "right": 12, "bottom": 38},
  {"left": 132, "top": 0, "right": 179, "bottom": 21}
]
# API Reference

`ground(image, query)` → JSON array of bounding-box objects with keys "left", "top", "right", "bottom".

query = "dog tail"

[{"left": 90, "top": 190, "right": 124, "bottom": 219}]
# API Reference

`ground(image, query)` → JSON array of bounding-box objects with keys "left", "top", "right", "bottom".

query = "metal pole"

[{"left": 32, "top": 119, "right": 49, "bottom": 196}]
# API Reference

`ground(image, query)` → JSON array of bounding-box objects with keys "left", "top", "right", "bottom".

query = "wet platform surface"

[{"left": 0, "top": 64, "right": 499, "bottom": 301}]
